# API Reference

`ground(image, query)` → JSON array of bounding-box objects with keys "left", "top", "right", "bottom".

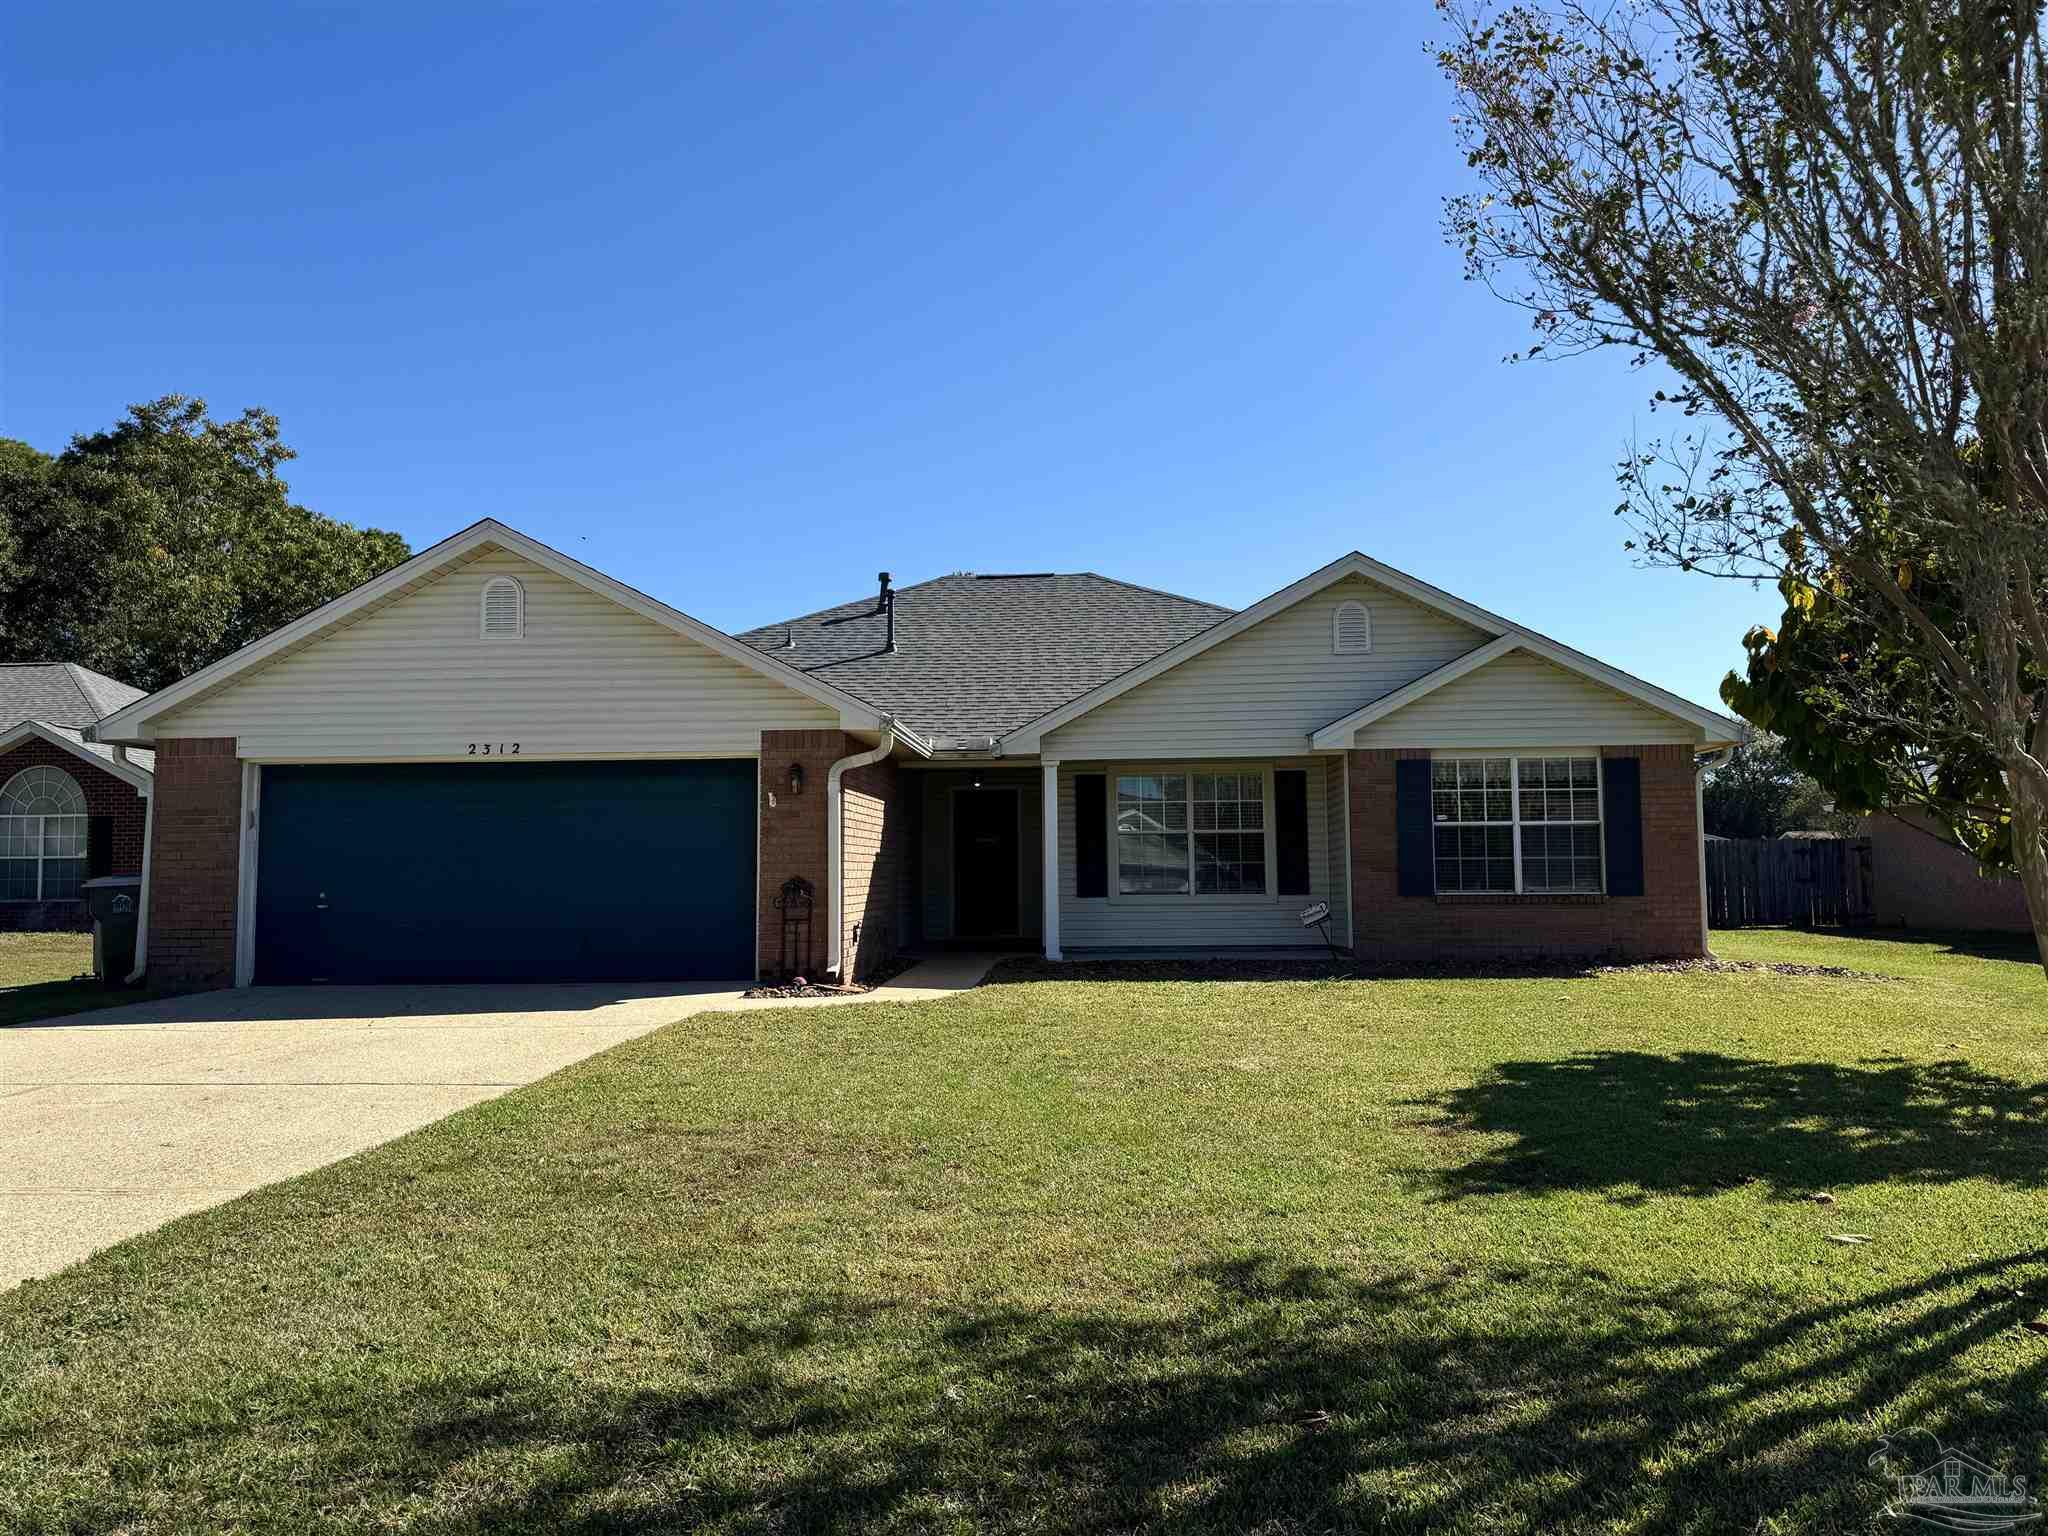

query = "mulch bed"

[{"left": 742, "top": 953, "right": 920, "bottom": 1000}]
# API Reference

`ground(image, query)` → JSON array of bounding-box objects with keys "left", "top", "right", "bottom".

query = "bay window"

[
  {"left": 1431, "top": 755, "right": 1603, "bottom": 895},
  {"left": 1116, "top": 771, "right": 1268, "bottom": 895}
]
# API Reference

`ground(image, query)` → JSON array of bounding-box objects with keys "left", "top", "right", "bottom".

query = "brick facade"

[
  {"left": 757, "top": 729, "right": 904, "bottom": 982},
  {"left": 0, "top": 738, "right": 148, "bottom": 932},
  {"left": 1346, "top": 744, "right": 1705, "bottom": 961},
  {"left": 841, "top": 753, "right": 901, "bottom": 980},
  {"left": 146, "top": 737, "right": 241, "bottom": 988}
]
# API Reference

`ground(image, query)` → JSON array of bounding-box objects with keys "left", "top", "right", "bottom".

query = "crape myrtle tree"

[{"left": 1437, "top": 0, "right": 2048, "bottom": 973}]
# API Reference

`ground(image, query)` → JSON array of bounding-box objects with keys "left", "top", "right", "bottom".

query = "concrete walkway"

[{"left": 0, "top": 952, "right": 1001, "bottom": 1290}]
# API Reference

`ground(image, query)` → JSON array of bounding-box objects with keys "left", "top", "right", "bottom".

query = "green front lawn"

[
  {"left": 0, "top": 930, "right": 121, "bottom": 1026},
  {"left": 4, "top": 931, "right": 2045, "bottom": 1533}
]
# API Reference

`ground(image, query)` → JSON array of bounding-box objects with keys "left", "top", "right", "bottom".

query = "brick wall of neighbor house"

[
  {"left": 0, "top": 739, "right": 148, "bottom": 932},
  {"left": 757, "top": 730, "right": 902, "bottom": 982},
  {"left": 1866, "top": 808, "right": 2034, "bottom": 934},
  {"left": 841, "top": 754, "right": 900, "bottom": 981},
  {"left": 147, "top": 737, "right": 241, "bottom": 987},
  {"left": 1346, "top": 744, "right": 1704, "bottom": 961}
]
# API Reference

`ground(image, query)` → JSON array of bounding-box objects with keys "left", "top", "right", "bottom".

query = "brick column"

[
  {"left": 758, "top": 730, "right": 851, "bottom": 980},
  {"left": 147, "top": 737, "right": 241, "bottom": 988}
]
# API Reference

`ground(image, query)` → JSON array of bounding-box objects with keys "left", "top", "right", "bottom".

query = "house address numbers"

[{"left": 466, "top": 742, "right": 522, "bottom": 755}]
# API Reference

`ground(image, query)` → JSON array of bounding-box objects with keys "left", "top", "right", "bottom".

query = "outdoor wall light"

[{"left": 788, "top": 762, "right": 805, "bottom": 796}]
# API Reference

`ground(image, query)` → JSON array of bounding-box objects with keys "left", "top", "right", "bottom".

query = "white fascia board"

[
  {"left": 1001, "top": 546, "right": 1743, "bottom": 753},
  {"left": 1308, "top": 635, "right": 1523, "bottom": 748},
  {"left": 1001, "top": 552, "right": 1502, "bottom": 753},
  {"left": 91, "top": 518, "right": 900, "bottom": 745},
  {"left": 0, "top": 721, "right": 155, "bottom": 792}
]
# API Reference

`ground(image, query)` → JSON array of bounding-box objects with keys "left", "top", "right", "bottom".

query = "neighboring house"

[
  {"left": 1866, "top": 808, "right": 2033, "bottom": 934},
  {"left": 89, "top": 520, "right": 1742, "bottom": 989},
  {"left": 0, "top": 664, "right": 153, "bottom": 931}
]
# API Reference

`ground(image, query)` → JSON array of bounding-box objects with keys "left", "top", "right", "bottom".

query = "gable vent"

[
  {"left": 1332, "top": 599, "right": 1372, "bottom": 655},
  {"left": 480, "top": 576, "right": 525, "bottom": 639}
]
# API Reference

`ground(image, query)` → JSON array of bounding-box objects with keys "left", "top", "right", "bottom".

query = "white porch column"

[{"left": 1041, "top": 757, "right": 1062, "bottom": 961}]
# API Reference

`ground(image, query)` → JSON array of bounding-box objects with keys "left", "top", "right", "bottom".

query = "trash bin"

[{"left": 82, "top": 875, "right": 142, "bottom": 986}]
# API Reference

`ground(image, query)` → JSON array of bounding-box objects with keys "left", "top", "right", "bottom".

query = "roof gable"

[
  {"left": 1007, "top": 551, "right": 1741, "bottom": 752},
  {"left": 93, "top": 520, "right": 905, "bottom": 747}
]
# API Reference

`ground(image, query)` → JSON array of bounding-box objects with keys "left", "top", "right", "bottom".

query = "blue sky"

[{"left": 4, "top": 2, "right": 1775, "bottom": 712}]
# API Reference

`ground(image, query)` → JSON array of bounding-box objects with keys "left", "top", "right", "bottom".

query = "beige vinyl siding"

[
  {"left": 153, "top": 549, "right": 838, "bottom": 758},
  {"left": 1349, "top": 649, "right": 1702, "bottom": 749},
  {"left": 919, "top": 769, "right": 1042, "bottom": 942},
  {"left": 1041, "top": 576, "right": 1487, "bottom": 758},
  {"left": 1057, "top": 758, "right": 1336, "bottom": 949}
]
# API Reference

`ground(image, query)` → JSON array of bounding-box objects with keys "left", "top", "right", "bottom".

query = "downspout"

[
  {"left": 1695, "top": 747, "right": 1733, "bottom": 958},
  {"left": 825, "top": 719, "right": 898, "bottom": 979},
  {"left": 126, "top": 786, "right": 154, "bottom": 984}
]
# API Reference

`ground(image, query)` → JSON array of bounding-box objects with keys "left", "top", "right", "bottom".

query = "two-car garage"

[{"left": 252, "top": 760, "right": 757, "bottom": 984}]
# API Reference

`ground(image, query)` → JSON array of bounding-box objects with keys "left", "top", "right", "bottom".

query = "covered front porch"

[{"left": 893, "top": 756, "right": 1350, "bottom": 962}]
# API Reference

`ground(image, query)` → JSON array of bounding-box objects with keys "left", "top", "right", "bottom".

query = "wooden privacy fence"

[{"left": 1706, "top": 837, "right": 1875, "bottom": 928}]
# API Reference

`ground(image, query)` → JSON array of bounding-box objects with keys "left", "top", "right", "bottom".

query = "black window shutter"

[
  {"left": 1074, "top": 774, "right": 1107, "bottom": 898},
  {"left": 87, "top": 815, "right": 114, "bottom": 880},
  {"left": 1274, "top": 770, "right": 1310, "bottom": 895},
  {"left": 1603, "top": 756, "right": 1645, "bottom": 896},
  {"left": 1396, "top": 759, "right": 1433, "bottom": 897}
]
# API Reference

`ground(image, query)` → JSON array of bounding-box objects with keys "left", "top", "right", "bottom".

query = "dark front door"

[
  {"left": 253, "top": 759, "right": 756, "bottom": 983},
  {"left": 953, "top": 789, "right": 1020, "bottom": 937}
]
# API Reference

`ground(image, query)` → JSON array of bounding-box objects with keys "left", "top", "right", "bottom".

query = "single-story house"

[
  {"left": 89, "top": 519, "right": 1742, "bottom": 988},
  {"left": 0, "top": 663, "right": 153, "bottom": 932}
]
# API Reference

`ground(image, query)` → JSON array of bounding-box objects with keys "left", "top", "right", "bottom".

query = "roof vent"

[
  {"left": 1332, "top": 599, "right": 1371, "bottom": 655},
  {"left": 480, "top": 576, "right": 525, "bottom": 639}
]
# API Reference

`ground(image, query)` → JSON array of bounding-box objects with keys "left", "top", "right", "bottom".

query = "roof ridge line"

[{"left": 1076, "top": 571, "right": 1235, "bottom": 614}]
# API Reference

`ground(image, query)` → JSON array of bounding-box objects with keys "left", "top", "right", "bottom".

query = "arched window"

[
  {"left": 1332, "top": 599, "right": 1372, "bottom": 655},
  {"left": 0, "top": 765, "right": 89, "bottom": 902},
  {"left": 480, "top": 576, "right": 525, "bottom": 639}
]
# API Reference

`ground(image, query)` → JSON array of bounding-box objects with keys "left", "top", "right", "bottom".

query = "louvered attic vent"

[
  {"left": 1332, "top": 599, "right": 1372, "bottom": 655},
  {"left": 481, "top": 576, "right": 525, "bottom": 639}
]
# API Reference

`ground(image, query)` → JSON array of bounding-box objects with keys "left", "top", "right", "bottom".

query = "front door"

[{"left": 953, "top": 789, "right": 1020, "bottom": 937}]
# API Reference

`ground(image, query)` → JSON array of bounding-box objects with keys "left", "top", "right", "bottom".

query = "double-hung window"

[
  {"left": 1432, "top": 755, "right": 1603, "bottom": 894},
  {"left": 1116, "top": 771, "right": 1268, "bottom": 895}
]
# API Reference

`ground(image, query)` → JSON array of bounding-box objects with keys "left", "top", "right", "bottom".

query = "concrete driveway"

[{"left": 0, "top": 955, "right": 994, "bottom": 1290}]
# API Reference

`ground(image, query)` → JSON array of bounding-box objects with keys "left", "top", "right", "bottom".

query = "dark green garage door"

[{"left": 254, "top": 760, "right": 756, "bottom": 984}]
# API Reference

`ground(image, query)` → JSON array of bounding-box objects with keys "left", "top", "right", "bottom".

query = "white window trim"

[
  {"left": 1331, "top": 599, "right": 1372, "bottom": 655},
  {"left": 1431, "top": 750, "right": 1607, "bottom": 896},
  {"left": 1108, "top": 763, "right": 1279, "bottom": 903},
  {"left": 480, "top": 575, "right": 526, "bottom": 639},
  {"left": 0, "top": 766, "right": 89, "bottom": 903}
]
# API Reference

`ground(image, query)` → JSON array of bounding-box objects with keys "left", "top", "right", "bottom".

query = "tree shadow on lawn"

[
  {"left": 272, "top": 1250, "right": 2048, "bottom": 1534},
  {"left": 1412, "top": 1051, "right": 2048, "bottom": 1199}
]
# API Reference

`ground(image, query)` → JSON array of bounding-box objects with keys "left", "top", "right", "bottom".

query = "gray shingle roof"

[
  {"left": 0, "top": 664, "right": 153, "bottom": 776},
  {"left": 736, "top": 574, "right": 1231, "bottom": 741}
]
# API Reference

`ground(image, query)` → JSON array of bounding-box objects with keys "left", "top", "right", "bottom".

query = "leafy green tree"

[
  {"left": 1438, "top": 0, "right": 2048, "bottom": 971},
  {"left": 1701, "top": 731, "right": 1857, "bottom": 840},
  {"left": 0, "top": 397, "right": 408, "bottom": 692}
]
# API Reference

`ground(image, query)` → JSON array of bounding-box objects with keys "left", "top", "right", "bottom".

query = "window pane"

[
  {"left": 1518, "top": 759, "right": 1543, "bottom": 787},
  {"left": 41, "top": 858, "right": 84, "bottom": 901},
  {"left": 0, "top": 820, "right": 32, "bottom": 859},
  {"left": 1572, "top": 790, "right": 1599, "bottom": 821},
  {"left": 43, "top": 816, "right": 87, "bottom": 858},
  {"left": 1571, "top": 759, "right": 1598, "bottom": 787},
  {"left": 0, "top": 859, "right": 36, "bottom": 901},
  {"left": 1433, "top": 760, "right": 1459, "bottom": 788},
  {"left": 1433, "top": 791, "right": 1457, "bottom": 823},
  {"left": 1118, "top": 832, "right": 1190, "bottom": 893},
  {"left": 1485, "top": 790, "right": 1511, "bottom": 820}
]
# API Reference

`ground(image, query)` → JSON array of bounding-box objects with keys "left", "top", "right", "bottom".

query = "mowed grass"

[
  {"left": 3, "top": 931, "right": 2046, "bottom": 1534},
  {"left": 0, "top": 930, "right": 149, "bottom": 1027}
]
